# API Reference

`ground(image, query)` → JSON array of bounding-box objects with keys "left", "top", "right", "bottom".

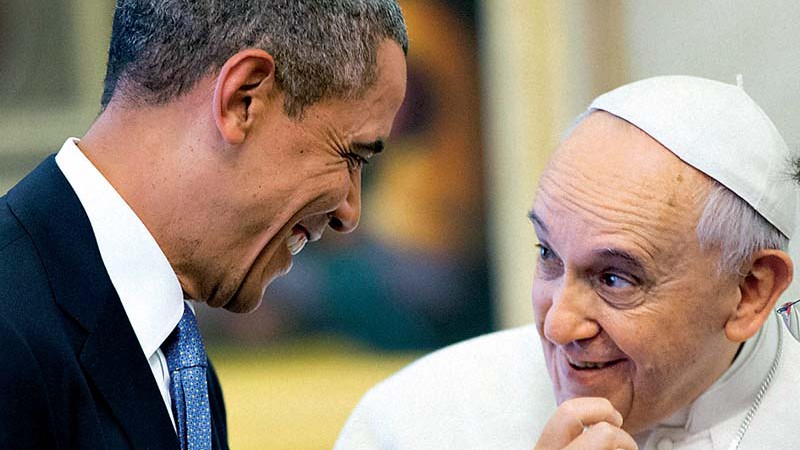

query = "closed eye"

[
  {"left": 343, "top": 151, "right": 369, "bottom": 169},
  {"left": 343, "top": 139, "right": 384, "bottom": 170}
]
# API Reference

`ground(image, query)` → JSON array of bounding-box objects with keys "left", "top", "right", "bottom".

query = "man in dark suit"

[{"left": 0, "top": 1, "right": 408, "bottom": 448}]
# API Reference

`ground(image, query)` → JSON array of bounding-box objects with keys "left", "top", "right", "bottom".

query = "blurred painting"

[
  {"left": 0, "top": 0, "right": 76, "bottom": 108},
  {"left": 199, "top": 0, "right": 492, "bottom": 350}
]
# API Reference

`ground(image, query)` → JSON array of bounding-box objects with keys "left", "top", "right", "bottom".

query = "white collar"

[{"left": 55, "top": 138, "right": 184, "bottom": 359}]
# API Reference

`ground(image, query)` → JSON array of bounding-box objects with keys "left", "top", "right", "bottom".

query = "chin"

[
  {"left": 223, "top": 295, "right": 262, "bottom": 314},
  {"left": 200, "top": 275, "right": 264, "bottom": 313},
  {"left": 619, "top": 414, "right": 652, "bottom": 436},
  {"left": 218, "top": 244, "right": 292, "bottom": 313},
  {"left": 222, "top": 280, "right": 269, "bottom": 314},
  {"left": 224, "top": 266, "right": 290, "bottom": 314},
  {"left": 610, "top": 397, "right": 648, "bottom": 434}
]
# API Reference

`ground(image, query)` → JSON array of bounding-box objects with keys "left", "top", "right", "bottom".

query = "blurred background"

[{"left": 2, "top": 1, "right": 800, "bottom": 448}]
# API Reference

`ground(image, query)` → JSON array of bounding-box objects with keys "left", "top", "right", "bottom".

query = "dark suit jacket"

[{"left": 0, "top": 156, "right": 229, "bottom": 450}]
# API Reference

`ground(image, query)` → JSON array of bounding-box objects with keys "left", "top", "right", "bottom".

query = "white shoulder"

[
  {"left": 334, "top": 325, "right": 556, "bottom": 450},
  {"left": 376, "top": 324, "right": 543, "bottom": 391}
]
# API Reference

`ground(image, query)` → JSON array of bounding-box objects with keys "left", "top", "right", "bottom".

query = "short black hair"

[{"left": 101, "top": 0, "right": 408, "bottom": 117}]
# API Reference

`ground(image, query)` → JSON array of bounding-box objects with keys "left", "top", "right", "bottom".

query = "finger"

[
  {"left": 565, "top": 421, "right": 638, "bottom": 450},
  {"left": 559, "top": 397, "right": 624, "bottom": 428},
  {"left": 535, "top": 397, "right": 623, "bottom": 450}
]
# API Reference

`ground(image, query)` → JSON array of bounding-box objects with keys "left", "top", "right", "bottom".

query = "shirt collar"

[{"left": 55, "top": 138, "right": 184, "bottom": 359}]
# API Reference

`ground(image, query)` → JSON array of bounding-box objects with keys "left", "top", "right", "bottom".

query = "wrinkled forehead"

[{"left": 534, "top": 112, "right": 712, "bottom": 243}]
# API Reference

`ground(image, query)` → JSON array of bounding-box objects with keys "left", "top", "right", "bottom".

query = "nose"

[
  {"left": 542, "top": 277, "right": 600, "bottom": 345},
  {"left": 328, "top": 171, "right": 362, "bottom": 233}
]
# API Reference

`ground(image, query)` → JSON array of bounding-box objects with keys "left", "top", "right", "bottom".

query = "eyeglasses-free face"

[{"left": 777, "top": 299, "right": 800, "bottom": 342}]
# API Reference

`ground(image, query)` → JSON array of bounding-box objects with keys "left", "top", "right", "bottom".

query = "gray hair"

[
  {"left": 102, "top": 0, "right": 408, "bottom": 117},
  {"left": 696, "top": 181, "right": 788, "bottom": 275}
]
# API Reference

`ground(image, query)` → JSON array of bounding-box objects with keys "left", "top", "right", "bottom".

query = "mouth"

[
  {"left": 287, "top": 225, "right": 310, "bottom": 256},
  {"left": 566, "top": 354, "right": 626, "bottom": 371}
]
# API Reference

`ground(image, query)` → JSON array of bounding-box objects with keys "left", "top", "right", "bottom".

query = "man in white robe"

[{"left": 334, "top": 76, "right": 800, "bottom": 450}]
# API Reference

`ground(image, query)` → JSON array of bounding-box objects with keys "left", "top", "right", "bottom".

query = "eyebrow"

[
  {"left": 351, "top": 140, "right": 385, "bottom": 155},
  {"left": 529, "top": 211, "right": 647, "bottom": 272},
  {"left": 592, "top": 248, "right": 646, "bottom": 273},
  {"left": 528, "top": 211, "right": 548, "bottom": 235}
]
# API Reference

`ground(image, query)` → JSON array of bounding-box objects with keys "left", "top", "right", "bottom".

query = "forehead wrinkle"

[
  {"left": 533, "top": 111, "right": 715, "bottom": 275},
  {"left": 534, "top": 192, "right": 662, "bottom": 267},
  {"left": 535, "top": 165, "right": 700, "bottom": 268},
  {"left": 542, "top": 157, "right": 695, "bottom": 229}
]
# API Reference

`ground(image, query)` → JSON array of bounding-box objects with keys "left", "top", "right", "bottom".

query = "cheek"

[
  {"left": 298, "top": 170, "right": 351, "bottom": 205},
  {"left": 531, "top": 282, "right": 552, "bottom": 328},
  {"left": 608, "top": 307, "right": 714, "bottom": 397},
  {"left": 604, "top": 307, "right": 676, "bottom": 364},
  {"left": 623, "top": 333, "right": 704, "bottom": 428},
  {"left": 322, "top": 172, "right": 353, "bottom": 206}
]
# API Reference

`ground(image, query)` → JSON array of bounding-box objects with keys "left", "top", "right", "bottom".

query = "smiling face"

[
  {"left": 194, "top": 40, "right": 407, "bottom": 313},
  {"left": 530, "top": 112, "right": 743, "bottom": 434}
]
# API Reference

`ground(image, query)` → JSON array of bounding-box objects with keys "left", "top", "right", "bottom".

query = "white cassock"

[{"left": 334, "top": 315, "right": 800, "bottom": 450}]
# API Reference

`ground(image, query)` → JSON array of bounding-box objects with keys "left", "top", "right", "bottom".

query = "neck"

[{"left": 78, "top": 95, "right": 221, "bottom": 299}]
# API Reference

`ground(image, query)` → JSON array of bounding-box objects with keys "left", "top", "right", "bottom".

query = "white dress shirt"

[{"left": 55, "top": 138, "right": 185, "bottom": 428}]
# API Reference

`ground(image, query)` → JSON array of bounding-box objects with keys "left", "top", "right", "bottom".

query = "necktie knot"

[{"left": 164, "top": 304, "right": 208, "bottom": 372}]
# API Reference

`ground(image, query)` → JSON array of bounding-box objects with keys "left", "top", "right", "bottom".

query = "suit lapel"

[
  {"left": 80, "top": 300, "right": 181, "bottom": 450},
  {"left": 207, "top": 363, "right": 229, "bottom": 450},
  {"left": 7, "top": 156, "right": 179, "bottom": 450}
]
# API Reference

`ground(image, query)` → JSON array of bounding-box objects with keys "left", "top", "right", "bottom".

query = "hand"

[{"left": 533, "top": 397, "right": 637, "bottom": 450}]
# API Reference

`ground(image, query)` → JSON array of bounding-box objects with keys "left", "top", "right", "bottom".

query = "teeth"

[
  {"left": 567, "top": 355, "right": 609, "bottom": 369},
  {"left": 287, "top": 232, "right": 308, "bottom": 255},
  {"left": 581, "top": 362, "right": 607, "bottom": 369}
]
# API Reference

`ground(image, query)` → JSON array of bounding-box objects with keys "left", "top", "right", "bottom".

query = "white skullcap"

[{"left": 588, "top": 75, "right": 796, "bottom": 238}]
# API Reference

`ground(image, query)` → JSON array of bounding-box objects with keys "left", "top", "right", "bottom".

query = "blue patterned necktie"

[{"left": 163, "top": 303, "right": 212, "bottom": 450}]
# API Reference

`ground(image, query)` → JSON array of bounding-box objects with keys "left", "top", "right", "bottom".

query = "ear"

[
  {"left": 212, "top": 49, "right": 277, "bottom": 145},
  {"left": 725, "top": 249, "right": 793, "bottom": 342}
]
